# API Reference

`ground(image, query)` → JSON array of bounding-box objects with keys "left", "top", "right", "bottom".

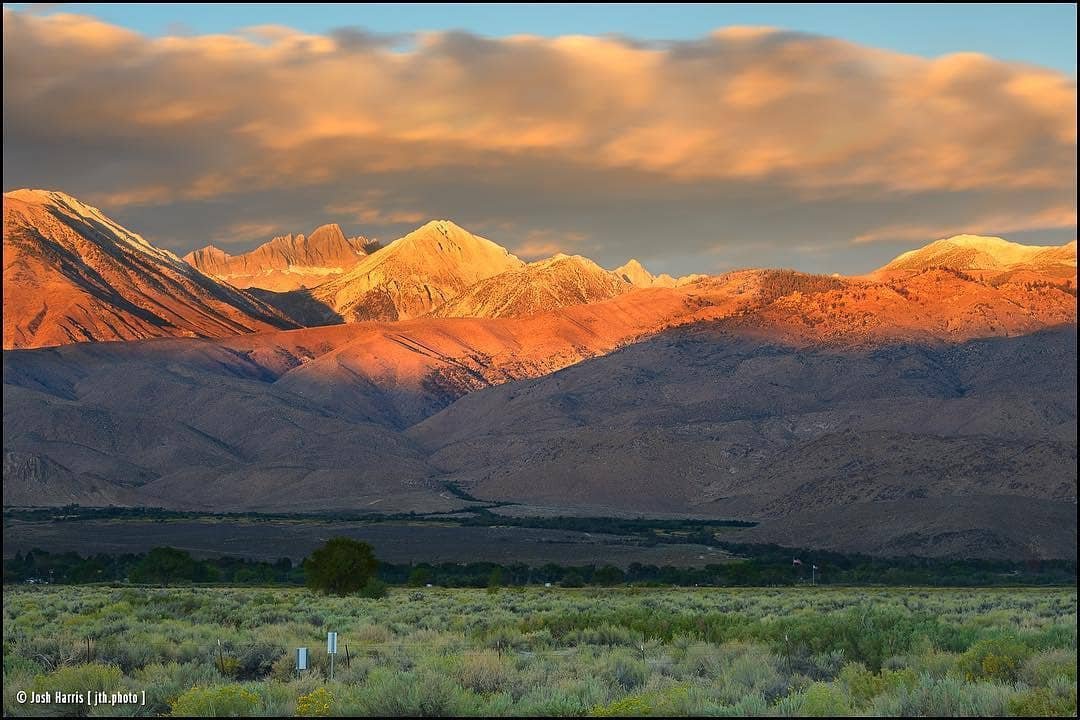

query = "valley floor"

[
  {"left": 1, "top": 516, "right": 729, "bottom": 567},
  {"left": 2, "top": 586, "right": 1076, "bottom": 717}
]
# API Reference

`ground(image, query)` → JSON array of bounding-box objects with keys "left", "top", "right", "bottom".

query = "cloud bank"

[{"left": 3, "top": 9, "right": 1075, "bottom": 273}]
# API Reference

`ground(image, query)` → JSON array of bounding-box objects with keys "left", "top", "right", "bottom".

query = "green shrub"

[
  {"left": 957, "top": 635, "right": 1033, "bottom": 682},
  {"left": 216, "top": 655, "right": 241, "bottom": 678},
  {"left": 2, "top": 585, "right": 1076, "bottom": 718},
  {"left": 644, "top": 684, "right": 723, "bottom": 717},
  {"left": 589, "top": 683, "right": 727, "bottom": 717},
  {"left": 456, "top": 650, "right": 511, "bottom": 694},
  {"left": 603, "top": 652, "right": 649, "bottom": 690},
  {"left": 765, "top": 606, "right": 941, "bottom": 671},
  {"left": 27, "top": 664, "right": 125, "bottom": 717},
  {"left": 1008, "top": 685, "right": 1078, "bottom": 717},
  {"left": 347, "top": 668, "right": 476, "bottom": 716},
  {"left": 1021, "top": 648, "right": 1078, "bottom": 686},
  {"left": 170, "top": 684, "right": 259, "bottom": 717},
  {"left": 296, "top": 686, "right": 333, "bottom": 717},
  {"left": 3, "top": 652, "right": 42, "bottom": 678},
  {"left": 715, "top": 692, "right": 769, "bottom": 716},
  {"left": 588, "top": 693, "right": 654, "bottom": 716},
  {"left": 232, "top": 642, "right": 284, "bottom": 680},
  {"left": 872, "top": 675, "right": 1013, "bottom": 717},
  {"left": 358, "top": 578, "right": 388, "bottom": 600},
  {"left": 837, "top": 662, "right": 882, "bottom": 707},
  {"left": 798, "top": 682, "right": 852, "bottom": 716},
  {"left": 353, "top": 624, "right": 394, "bottom": 644},
  {"left": 517, "top": 686, "right": 590, "bottom": 716},
  {"left": 678, "top": 641, "right": 724, "bottom": 679},
  {"left": 134, "top": 662, "right": 223, "bottom": 716}
]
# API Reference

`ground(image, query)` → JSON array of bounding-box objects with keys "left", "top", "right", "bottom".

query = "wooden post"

[{"left": 345, "top": 644, "right": 351, "bottom": 669}]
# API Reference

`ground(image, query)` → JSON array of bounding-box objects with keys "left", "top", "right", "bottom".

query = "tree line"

[{"left": 4, "top": 539, "right": 1075, "bottom": 590}]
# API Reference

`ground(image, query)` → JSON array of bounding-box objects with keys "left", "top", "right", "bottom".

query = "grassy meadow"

[{"left": 2, "top": 586, "right": 1076, "bottom": 717}]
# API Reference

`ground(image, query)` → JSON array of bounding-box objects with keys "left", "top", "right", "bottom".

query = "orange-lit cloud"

[
  {"left": 2, "top": 8, "right": 1074, "bottom": 273},
  {"left": 513, "top": 230, "right": 590, "bottom": 260},
  {"left": 324, "top": 196, "right": 427, "bottom": 226},
  {"left": 853, "top": 205, "right": 1078, "bottom": 245},
  {"left": 218, "top": 221, "right": 284, "bottom": 244}
]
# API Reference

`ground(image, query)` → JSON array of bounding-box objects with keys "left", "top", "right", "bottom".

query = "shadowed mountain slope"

[
  {"left": 410, "top": 325, "right": 1077, "bottom": 559},
  {"left": 3, "top": 201, "right": 1077, "bottom": 558},
  {"left": 4, "top": 257, "right": 1076, "bottom": 558}
]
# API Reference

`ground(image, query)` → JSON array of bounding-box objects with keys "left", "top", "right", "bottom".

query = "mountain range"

[
  {"left": 183, "top": 224, "right": 378, "bottom": 292},
  {"left": 431, "top": 253, "right": 632, "bottom": 319},
  {"left": 2, "top": 189, "right": 1076, "bottom": 559},
  {"left": 875, "top": 233, "right": 1077, "bottom": 284},
  {"left": 298, "top": 219, "right": 526, "bottom": 322},
  {"left": 3, "top": 190, "right": 294, "bottom": 349}
]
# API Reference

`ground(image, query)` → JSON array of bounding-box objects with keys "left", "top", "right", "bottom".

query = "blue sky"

[{"left": 8, "top": 3, "right": 1078, "bottom": 73}]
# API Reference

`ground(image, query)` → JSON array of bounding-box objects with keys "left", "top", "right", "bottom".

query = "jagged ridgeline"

[{"left": 2, "top": 189, "right": 1076, "bottom": 560}]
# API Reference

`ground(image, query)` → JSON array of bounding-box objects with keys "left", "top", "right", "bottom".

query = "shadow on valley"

[
  {"left": 2, "top": 323, "right": 1076, "bottom": 561},
  {"left": 247, "top": 287, "right": 345, "bottom": 327},
  {"left": 5, "top": 536, "right": 1076, "bottom": 589}
]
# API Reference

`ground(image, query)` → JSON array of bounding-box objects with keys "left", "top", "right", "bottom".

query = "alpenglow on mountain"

[
  {"left": 1, "top": 189, "right": 1076, "bottom": 559},
  {"left": 2, "top": 189, "right": 295, "bottom": 349},
  {"left": 878, "top": 234, "right": 1077, "bottom": 277},
  {"left": 302, "top": 220, "right": 526, "bottom": 322},
  {"left": 183, "top": 224, "right": 378, "bottom": 292},
  {"left": 431, "top": 253, "right": 632, "bottom": 318}
]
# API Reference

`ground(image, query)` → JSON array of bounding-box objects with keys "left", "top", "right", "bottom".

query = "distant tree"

[
  {"left": 408, "top": 566, "right": 433, "bottom": 587},
  {"left": 539, "top": 563, "right": 564, "bottom": 583},
  {"left": 134, "top": 547, "right": 197, "bottom": 585},
  {"left": 303, "top": 537, "right": 378, "bottom": 596},
  {"left": 487, "top": 567, "right": 504, "bottom": 593},
  {"left": 594, "top": 565, "right": 625, "bottom": 586},
  {"left": 195, "top": 562, "right": 222, "bottom": 584},
  {"left": 233, "top": 567, "right": 262, "bottom": 584},
  {"left": 359, "top": 577, "right": 388, "bottom": 598},
  {"left": 507, "top": 562, "right": 530, "bottom": 585},
  {"left": 561, "top": 571, "right": 585, "bottom": 588}
]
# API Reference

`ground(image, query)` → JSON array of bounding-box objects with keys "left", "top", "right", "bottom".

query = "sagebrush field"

[{"left": 2, "top": 586, "right": 1076, "bottom": 716}]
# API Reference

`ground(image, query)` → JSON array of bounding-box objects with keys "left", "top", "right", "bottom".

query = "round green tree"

[
  {"left": 407, "top": 566, "right": 433, "bottom": 587},
  {"left": 303, "top": 537, "right": 379, "bottom": 596},
  {"left": 134, "top": 547, "right": 197, "bottom": 585}
]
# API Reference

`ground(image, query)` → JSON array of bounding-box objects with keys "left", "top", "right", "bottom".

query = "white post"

[{"left": 327, "top": 632, "right": 338, "bottom": 681}]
